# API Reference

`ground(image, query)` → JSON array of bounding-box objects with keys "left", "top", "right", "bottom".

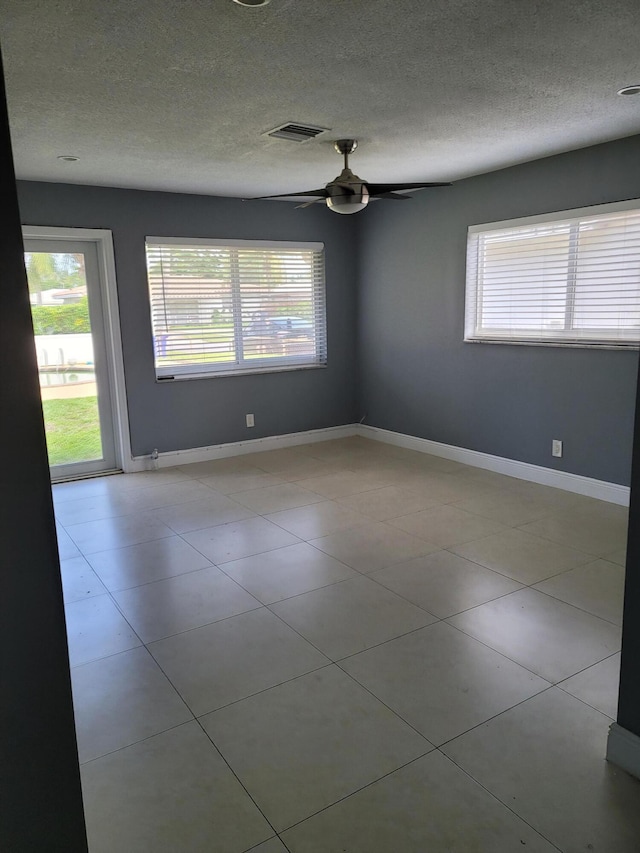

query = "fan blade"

[
  {"left": 367, "top": 182, "right": 451, "bottom": 195},
  {"left": 374, "top": 192, "right": 412, "bottom": 200},
  {"left": 296, "top": 198, "right": 324, "bottom": 209},
  {"left": 248, "top": 189, "right": 329, "bottom": 200}
]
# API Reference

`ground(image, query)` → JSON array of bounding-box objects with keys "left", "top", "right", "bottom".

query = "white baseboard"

[
  {"left": 128, "top": 421, "right": 629, "bottom": 506},
  {"left": 607, "top": 723, "right": 640, "bottom": 780},
  {"left": 128, "top": 424, "right": 358, "bottom": 472},
  {"left": 357, "top": 425, "right": 630, "bottom": 506}
]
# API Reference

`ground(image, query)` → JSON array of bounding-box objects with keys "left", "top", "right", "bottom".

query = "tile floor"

[{"left": 54, "top": 436, "right": 640, "bottom": 852}]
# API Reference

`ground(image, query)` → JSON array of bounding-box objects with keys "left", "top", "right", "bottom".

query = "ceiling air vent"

[{"left": 265, "top": 123, "right": 329, "bottom": 142}]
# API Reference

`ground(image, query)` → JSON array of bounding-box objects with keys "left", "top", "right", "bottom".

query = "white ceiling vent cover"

[{"left": 265, "top": 123, "right": 329, "bottom": 142}]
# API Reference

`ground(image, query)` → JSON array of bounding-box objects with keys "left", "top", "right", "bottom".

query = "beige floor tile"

[
  {"left": 59, "top": 555, "right": 107, "bottom": 603},
  {"left": 451, "top": 527, "right": 591, "bottom": 584},
  {"left": 183, "top": 517, "right": 300, "bottom": 563},
  {"left": 54, "top": 492, "right": 131, "bottom": 526},
  {"left": 385, "top": 470, "right": 498, "bottom": 502},
  {"left": 282, "top": 751, "right": 556, "bottom": 853},
  {"left": 176, "top": 456, "right": 258, "bottom": 478},
  {"left": 55, "top": 524, "right": 81, "bottom": 559},
  {"left": 116, "top": 479, "right": 217, "bottom": 513},
  {"left": 558, "top": 653, "right": 621, "bottom": 719},
  {"left": 452, "top": 488, "right": 557, "bottom": 527},
  {"left": 458, "top": 468, "right": 523, "bottom": 491},
  {"left": 53, "top": 476, "right": 113, "bottom": 504},
  {"left": 198, "top": 470, "right": 284, "bottom": 494},
  {"left": 201, "top": 666, "right": 430, "bottom": 831},
  {"left": 304, "top": 437, "right": 377, "bottom": 462},
  {"left": 266, "top": 500, "right": 369, "bottom": 539},
  {"left": 520, "top": 505, "right": 628, "bottom": 557},
  {"left": 65, "top": 594, "right": 141, "bottom": 666},
  {"left": 246, "top": 840, "right": 288, "bottom": 853},
  {"left": 268, "top": 458, "right": 343, "bottom": 482},
  {"left": 336, "top": 485, "right": 442, "bottom": 520},
  {"left": 534, "top": 559, "right": 625, "bottom": 625},
  {"left": 389, "top": 504, "right": 507, "bottom": 548},
  {"left": 448, "top": 588, "right": 621, "bottom": 683},
  {"left": 65, "top": 512, "right": 174, "bottom": 555},
  {"left": 270, "top": 575, "right": 436, "bottom": 659},
  {"left": 297, "top": 470, "right": 392, "bottom": 499},
  {"left": 71, "top": 646, "right": 192, "bottom": 763},
  {"left": 327, "top": 449, "right": 391, "bottom": 469},
  {"left": 81, "top": 722, "right": 272, "bottom": 853},
  {"left": 100, "top": 468, "right": 193, "bottom": 492},
  {"left": 151, "top": 493, "right": 255, "bottom": 533},
  {"left": 364, "top": 450, "right": 466, "bottom": 475},
  {"left": 218, "top": 543, "right": 357, "bottom": 604},
  {"left": 343, "top": 455, "right": 434, "bottom": 481},
  {"left": 341, "top": 622, "right": 549, "bottom": 745},
  {"left": 504, "top": 478, "right": 589, "bottom": 508},
  {"left": 241, "top": 447, "right": 313, "bottom": 472},
  {"left": 370, "top": 551, "right": 522, "bottom": 618},
  {"left": 442, "top": 689, "right": 640, "bottom": 853},
  {"left": 113, "top": 566, "right": 261, "bottom": 642},
  {"left": 372, "top": 444, "right": 428, "bottom": 462},
  {"left": 416, "top": 455, "right": 469, "bottom": 473},
  {"left": 86, "top": 536, "right": 212, "bottom": 591},
  {"left": 148, "top": 608, "right": 328, "bottom": 715},
  {"left": 229, "top": 482, "right": 324, "bottom": 514},
  {"left": 606, "top": 546, "right": 627, "bottom": 566},
  {"left": 310, "top": 521, "right": 438, "bottom": 572}
]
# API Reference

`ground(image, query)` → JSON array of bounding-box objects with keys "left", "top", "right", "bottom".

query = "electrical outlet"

[
  {"left": 246, "top": 413, "right": 255, "bottom": 428},
  {"left": 552, "top": 439, "right": 563, "bottom": 458}
]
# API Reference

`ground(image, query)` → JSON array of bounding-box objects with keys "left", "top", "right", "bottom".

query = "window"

[
  {"left": 146, "top": 238, "right": 326, "bottom": 378},
  {"left": 465, "top": 200, "right": 640, "bottom": 347}
]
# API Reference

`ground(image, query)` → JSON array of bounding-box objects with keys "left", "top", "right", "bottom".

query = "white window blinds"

[
  {"left": 146, "top": 238, "right": 327, "bottom": 378},
  {"left": 465, "top": 201, "right": 640, "bottom": 347}
]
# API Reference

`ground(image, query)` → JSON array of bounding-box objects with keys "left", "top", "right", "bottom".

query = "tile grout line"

[
  {"left": 437, "top": 743, "right": 564, "bottom": 852},
  {"left": 192, "top": 713, "right": 285, "bottom": 846}
]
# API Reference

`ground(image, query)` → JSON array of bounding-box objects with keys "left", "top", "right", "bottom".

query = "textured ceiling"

[{"left": 1, "top": 0, "right": 640, "bottom": 197}]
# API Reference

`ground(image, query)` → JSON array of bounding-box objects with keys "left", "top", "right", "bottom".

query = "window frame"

[
  {"left": 145, "top": 236, "right": 327, "bottom": 380},
  {"left": 464, "top": 198, "right": 640, "bottom": 350}
]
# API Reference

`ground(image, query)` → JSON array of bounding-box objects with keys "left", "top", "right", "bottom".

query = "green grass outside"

[{"left": 41, "top": 396, "right": 102, "bottom": 467}]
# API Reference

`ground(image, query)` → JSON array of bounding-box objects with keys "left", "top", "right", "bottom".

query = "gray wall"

[
  {"left": 17, "top": 182, "right": 359, "bottom": 458},
  {"left": 357, "top": 135, "right": 640, "bottom": 486}
]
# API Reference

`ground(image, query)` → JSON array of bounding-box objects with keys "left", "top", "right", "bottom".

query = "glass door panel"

[{"left": 24, "top": 240, "right": 117, "bottom": 479}]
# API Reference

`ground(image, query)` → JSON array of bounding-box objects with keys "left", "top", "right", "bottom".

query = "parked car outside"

[{"left": 245, "top": 316, "right": 314, "bottom": 338}]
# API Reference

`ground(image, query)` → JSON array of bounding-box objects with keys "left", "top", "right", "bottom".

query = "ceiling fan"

[{"left": 252, "top": 139, "right": 451, "bottom": 214}]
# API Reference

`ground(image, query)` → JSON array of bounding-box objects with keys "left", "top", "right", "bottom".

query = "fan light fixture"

[
  {"left": 233, "top": 0, "right": 271, "bottom": 6},
  {"left": 617, "top": 85, "right": 640, "bottom": 96},
  {"left": 57, "top": 154, "right": 79, "bottom": 162},
  {"left": 325, "top": 141, "right": 369, "bottom": 214}
]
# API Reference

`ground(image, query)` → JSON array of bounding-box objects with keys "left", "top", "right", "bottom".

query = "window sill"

[
  {"left": 155, "top": 362, "right": 328, "bottom": 382},
  {"left": 464, "top": 338, "right": 640, "bottom": 351}
]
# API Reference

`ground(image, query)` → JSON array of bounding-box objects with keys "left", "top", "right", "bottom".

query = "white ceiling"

[{"left": 1, "top": 0, "right": 640, "bottom": 198}]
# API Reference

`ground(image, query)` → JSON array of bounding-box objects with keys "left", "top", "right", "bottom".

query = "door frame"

[{"left": 22, "top": 225, "right": 133, "bottom": 475}]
